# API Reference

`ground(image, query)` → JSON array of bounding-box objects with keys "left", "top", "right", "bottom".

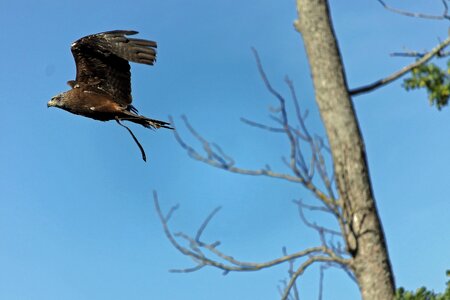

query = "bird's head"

[{"left": 47, "top": 93, "right": 65, "bottom": 108}]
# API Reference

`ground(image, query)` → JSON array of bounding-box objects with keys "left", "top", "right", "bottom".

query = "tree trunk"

[{"left": 295, "top": 1, "right": 395, "bottom": 299}]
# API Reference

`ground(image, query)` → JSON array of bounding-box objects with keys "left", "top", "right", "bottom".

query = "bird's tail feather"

[{"left": 120, "top": 113, "right": 173, "bottom": 130}]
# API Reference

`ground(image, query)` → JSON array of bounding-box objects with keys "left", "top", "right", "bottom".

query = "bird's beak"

[{"left": 47, "top": 99, "right": 55, "bottom": 108}]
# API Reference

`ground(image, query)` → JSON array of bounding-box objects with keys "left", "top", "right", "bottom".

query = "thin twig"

[
  {"left": 283, "top": 247, "right": 300, "bottom": 300},
  {"left": 153, "top": 191, "right": 205, "bottom": 262},
  {"left": 285, "top": 77, "right": 336, "bottom": 200},
  {"left": 281, "top": 256, "right": 344, "bottom": 300},
  {"left": 285, "top": 76, "right": 312, "bottom": 141},
  {"left": 165, "top": 204, "right": 180, "bottom": 222},
  {"left": 170, "top": 264, "right": 205, "bottom": 273},
  {"left": 195, "top": 206, "right": 222, "bottom": 242},
  {"left": 295, "top": 200, "right": 335, "bottom": 214},
  {"left": 318, "top": 264, "right": 329, "bottom": 300},
  {"left": 377, "top": 0, "right": 450, "bottom": 20},
  {"left": 294, "top": 199, "right": 342, "bottom": 237},
  {"left": 391, "top": 50, "right": 450, "bottom": 58},
  {"left": 252, "top": 48, "right": 303, "bottom": 181},
  {"left": 241, "top": 117, "right": 285, "bottom": 133},
  {"left": 312, "top": 136, "right": 336, "bottom": 199}
]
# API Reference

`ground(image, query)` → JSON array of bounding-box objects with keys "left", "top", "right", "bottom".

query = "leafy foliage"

[
  {"left": 403, "top": 61, "right": 450, "bottom": 110},
  {"left": 395, "top": 270, "right": 450, "bottom": 300}
]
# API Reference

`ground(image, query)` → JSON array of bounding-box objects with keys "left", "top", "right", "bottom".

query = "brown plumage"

[{"left": 48, "top": 30, "right": 171, "bottom": 161}]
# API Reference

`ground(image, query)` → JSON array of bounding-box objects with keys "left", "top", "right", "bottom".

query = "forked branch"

[
  {"left": 159, "top": 49, "right": 357, "bottom": 298},
  {"left": 153, "top": 191, "right": 351, "bottom": 299},
  {"left": 171, "top": 49, "right": 339, "bottom": 207}
]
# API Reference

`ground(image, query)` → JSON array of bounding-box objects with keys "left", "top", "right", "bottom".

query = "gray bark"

[{"left": 295, "top": 1, "right": 395, "bottom": 299}]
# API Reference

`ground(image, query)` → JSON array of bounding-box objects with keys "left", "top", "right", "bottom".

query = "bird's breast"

[{"left": 63, "top": 89, "right": 125, "bottom": 121}]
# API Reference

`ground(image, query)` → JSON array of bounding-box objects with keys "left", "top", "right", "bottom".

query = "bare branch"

[
  {"left": 165, "top": 46, "right": 358, "bottom": 297},
  {"left": 154, "top": 192, "right": 350, "bottom": 275},
  {"left": 350, "top": 35, "right": 450, "bottom": 96},
  {"left": 172, "top": 115, "right": 332, "bottom": 204},
  {"left": 241, "top": 117, "right": 285, "bottom": 133},
  {"left": 318, "top": 264, "right": 327, "bottom": 300},
  {"left": 312, "top": 136, "right": 336, "bottom": 199},
  {"left": 281, "top": 256, "right": 344, "bottom": 300},
  {"left": 164, "top": 204, "right": 180, "bottom": 222},
  {"left": 153, "top": 192, "right": 200, "bottom": 258},
  {"left": 283, "top": 247, "right": 300, "bottom": 300},
  {"left": 170, "top": 264, "right": 205, "bottom": 273},
  {"left": 195, "top": 206, "right": 222, "bottom": 242},
  {"left": 336, "top": 262, "right": 358, "bottom": 283},
  {"left": 285, "top": 77, "right": 336, "bottom": 199},
  {"left": 252, "top": 48, "right": 305, "bottom": 182},
  {"left": 391, "top": 51, "right": 426, "bottom": 58},
  {"left": 211, "top": 143, "right": 236, "bottom": 166},
  {"left": 294, "top": 199, "right": 342, "bottom": 238},
  {"left": 391, "top": 50, "right": 450, "bottom": 58},
  {"left": 285, "top": 76, "right": 312, "bottom": 141},
  {"left": 251, "top": 47, "right": 288, "bottom": 108},
  {"left": 171, "top": 49, "right": 341, "bottom": 210},
  {"left": 377, "top": 0, "right": 450, "bottom": 21},
  {"left": 294, "top": 199, "right": 335, "bottom": 215}
]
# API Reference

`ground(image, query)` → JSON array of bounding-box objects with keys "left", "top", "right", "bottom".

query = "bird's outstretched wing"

[{"left": 70, "top": 30, "right": 157, "bottom": 105}]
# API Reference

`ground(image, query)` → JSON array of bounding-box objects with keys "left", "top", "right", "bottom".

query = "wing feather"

[{"left": 70, "top": 30, "right": 157, "bottom": 105}]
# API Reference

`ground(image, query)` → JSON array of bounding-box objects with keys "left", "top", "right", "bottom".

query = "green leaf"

[
  {"left": 395, "top": 270, "right": 450, "bottom": 300},
  {"left": 403, "top": 61, "right": 450, "bottom": 109}
]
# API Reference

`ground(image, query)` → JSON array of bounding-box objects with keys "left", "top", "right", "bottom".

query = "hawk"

[{"left": 48, "top": 30, "right": 172, "bottom": 161}]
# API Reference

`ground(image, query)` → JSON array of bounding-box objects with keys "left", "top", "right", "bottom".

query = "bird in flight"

[{"left": 48, "top": 30, "right": 172, "bottom": 161}]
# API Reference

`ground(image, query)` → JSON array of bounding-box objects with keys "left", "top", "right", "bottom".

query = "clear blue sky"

[{"left": 0, "top": 0, "right": 449, "bottom": 299}]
